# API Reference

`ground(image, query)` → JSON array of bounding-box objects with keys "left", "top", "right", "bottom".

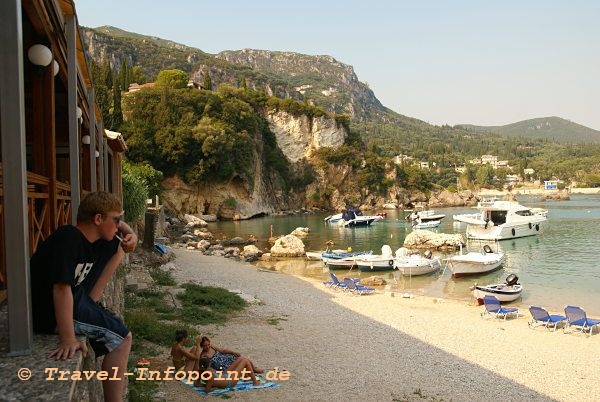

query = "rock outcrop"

[
  {"left": 266, "top": 111, "right": 346, "bottom": 162},
  {"left": 290, "top": 227, "right": 310, "bottom": 238},
  {"left": 404, "top": 230, "right": 464, "bottom": 250},
  {"left": 427, "top": 190, "right": 479, "bottom": 207},
  {"left": 540, "top": 190, "right": 570, "bottom": 201},
  {"left": 161, "top": 109, "right": 347, "bottom": 220},
  {"left": 270, "top": 234, "right": 306, "bottom": 257}
]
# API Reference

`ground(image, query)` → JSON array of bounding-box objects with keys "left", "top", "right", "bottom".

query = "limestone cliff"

[
  {"left": 266, "top": 111, "right": 346, "bottom": 162},
  {"left": 215, "top": 49, "right": 386, "bottom": 121},
  {"left": 161, "top": 111, "right": 348, "bottom": 219}
]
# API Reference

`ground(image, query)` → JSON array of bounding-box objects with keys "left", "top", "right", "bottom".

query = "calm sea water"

[{"left": 206, "top": 194, "right": 600, "bottom": 315}]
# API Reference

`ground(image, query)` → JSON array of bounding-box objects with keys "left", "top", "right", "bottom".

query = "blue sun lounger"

[
  {"left": 323, "top": 272, "right": 359, "bottom": 289},
  {"left": 481, "top": 295, "right": 518, "bottom": 320},
  {"left": 564, "top": 305, "right": 600, "bottom": 336},
  {"left": 343, "top": 277, "right": 375, "bottom": 295},
  {"left": 528, "top": 306, "right": 566, "bottom": 331}
]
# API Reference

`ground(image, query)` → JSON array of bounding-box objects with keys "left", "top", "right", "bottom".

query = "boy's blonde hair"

[{"left": 76, "top": 191, "right": 122, "bottom": 223}]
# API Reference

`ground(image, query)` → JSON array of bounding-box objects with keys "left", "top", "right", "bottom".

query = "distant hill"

[
  {"left": 81, "top": 26, "right": 425, "bottom": 127},
  {"left": 81, "top": 25, "right": 600, "bottom": 162},
  {"left": 457, "top": 117, "right": 600, "bottom": 144}
]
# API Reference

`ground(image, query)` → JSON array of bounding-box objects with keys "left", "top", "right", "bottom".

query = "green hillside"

[
  {"left": 83, "top": 25, "right": 600, "bottom": 189},
  {"left": 458, "top": 117, "right": 600, "bottom": 144}
]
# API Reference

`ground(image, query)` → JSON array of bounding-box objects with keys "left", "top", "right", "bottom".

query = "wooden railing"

[
  {"left": 0, "top": 168, "right": 72, "bottom": 290},
  {"left": 56, "top": 180, "right": 72, "bottom": 228},
  {"left": 26, "top": 172, "right": 51, "bottom": 253}
]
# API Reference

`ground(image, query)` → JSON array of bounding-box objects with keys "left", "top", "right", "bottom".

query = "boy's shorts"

[{"left": 73, "top": 292, "right": 129, "bottom": 357}]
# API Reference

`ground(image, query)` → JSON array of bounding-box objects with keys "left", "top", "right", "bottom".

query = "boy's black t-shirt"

[{"left": 30, "top": 225, "right": 119, "bottom": 333}]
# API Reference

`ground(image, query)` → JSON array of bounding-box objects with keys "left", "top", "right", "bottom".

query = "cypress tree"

[
  {"left": 203, "top": 71, "right": 212, "bottom": 91},
  {"left": 111, "top": 76, "right": 123, "bottom": 129}
]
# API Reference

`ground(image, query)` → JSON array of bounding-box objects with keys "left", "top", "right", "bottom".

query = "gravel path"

[{"left": 158, "top": 249, "right": 599, "bottom": 401}]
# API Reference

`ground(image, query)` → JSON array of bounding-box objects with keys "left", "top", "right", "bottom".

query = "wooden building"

[{"left": 0, "top": 0, "right": 125, "bottom": 354}]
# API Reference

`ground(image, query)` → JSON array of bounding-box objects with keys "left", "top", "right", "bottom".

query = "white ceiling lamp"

[
  {"left": 81, "top": 135, "right": 91, "bottom": 145},
  {"left": 76, "top": 106, "right": 83, "bottom": 124},
  {"left": 53, "top": 60, "right": 59, "bottom": 76},
  {"left": 27, "top": 44, "right": 53, "bottom": 67},
  {"left": 95, "top": 150, "right": 100, "bottom": 158}
]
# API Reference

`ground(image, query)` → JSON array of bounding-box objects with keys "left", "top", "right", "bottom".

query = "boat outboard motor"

[
  {"left": 505, "top": 274, "right": 519, "bottom": 286},
  {"left": 424, "top": 250, "right": 433, "bottom": 259}
]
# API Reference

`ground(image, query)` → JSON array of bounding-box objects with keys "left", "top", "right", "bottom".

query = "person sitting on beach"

[
  {"left": 171, "top": 330, "right": 201, "bottom": 373},
  {"left": 199, "top": 336, "right": 263, "bottom": 373},
  {"left": 194, "top": 356, "right": 262, "bottom": 391}
]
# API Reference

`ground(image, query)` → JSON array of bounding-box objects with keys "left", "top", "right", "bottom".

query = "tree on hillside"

[
  {"left": 90, "top": 60, "right": 112, "bottom": 122},
  {"left": 475, "top": 165, "right": 494, "bottom": 187},
  {"left": 110, "top": 76, "right": 123, "bottom": 130},
  {"left": 156, "top": 69, "right": 189, "bottom": 89},
  {"left": 203, "top": 71, "right": 212, "bottom": 91},
  {"left": 130, "top": 66, "right": 147, "bottom": 85}
]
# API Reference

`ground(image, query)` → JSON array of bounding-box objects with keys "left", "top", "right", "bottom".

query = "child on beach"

[
  {"left": 30, "top": 191, "right": 138, "bottom": 401},
  {"left": 171, "top": 330, "right": 201, "bottom": 372}
]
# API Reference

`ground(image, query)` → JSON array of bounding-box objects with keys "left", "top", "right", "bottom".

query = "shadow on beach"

[{"left": 170, "top": 249, "right": 562, "bottom": 401}]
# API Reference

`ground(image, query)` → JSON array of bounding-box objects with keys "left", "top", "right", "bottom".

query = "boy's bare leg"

[
  {"left": 184, "top": 345, "right": 200, "bottom": 373},
  {"left": 101, "top": 332, "right": 132, "bottom": 402}
]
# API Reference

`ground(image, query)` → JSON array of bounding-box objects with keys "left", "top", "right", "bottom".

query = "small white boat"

[
  {"left": 306, "top": 249, "right": 355, "bottom": 261},
  {"left": 394, "top": 248, "right": 442, "bottom": 276},
  {"left": 472, "top": 274, "right": 522, "bottom": 303},
  {"left": 305, "top": 251, "right": 324, "bottom": 260},
  {"left": 324, "top": 213, "right": 343, "bottom": 223},
  {"left": 446, "top": 244, "right": 505, "bottom": 277},
  {"left": 321, "top": 250, "right": 371, "bottom": 264},
  {"left": 412, "top": 219, "right": 441, "bottom": 229},
  {"left": 354, "top": 245, "right": 396, "bottom": 271},
  {"left": 406, "top": 205, "right": 446, "bottom": 223},
  {"left": 325, "top": 255, "right": 364, "bottom": 270},
  {"left": 338, "top": 209, "right": 382, "bottom": 227},
  {"left": 453, "top": 198, "right": 547, "bottom": 240}
]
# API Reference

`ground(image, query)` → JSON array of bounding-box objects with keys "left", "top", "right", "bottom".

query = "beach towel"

[
  {"left": 181, "top": 375, "right": 279, "bottom": 395},
  {"left": 154, "top": 243, "right": 168, "bottom": 255}
]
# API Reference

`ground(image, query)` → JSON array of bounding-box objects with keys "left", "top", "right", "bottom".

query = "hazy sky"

[{"left": 75, "top": 0, "right": 600, "bottom": 130}]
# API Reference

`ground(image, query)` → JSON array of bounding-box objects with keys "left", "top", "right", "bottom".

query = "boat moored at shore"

[
  {"left": 325, "top": 209, "right": 382, "bottom": 227},
  {"left": 472, "top": 274, "right": 522, "bottom": 303},
  {"left": 453, "top": 198, "right": 548, "bottom": 240},
  {"left": 447, "top": 244, "right": 505, "bottom": 277},
  {"left": 338, "top": 208, "right": 382, "bottom": 227},
  {"left": 394, "top": 248, "right": 442, "bottom": 276},
  {"left": 412, "top": 219, "right": 441, "bottom": 230},
  {"left": 354, "top": 245, "right": 396, "bottom": 271},
  {"left": 406, "top": 205, "right": 446, "bottom": 224}
]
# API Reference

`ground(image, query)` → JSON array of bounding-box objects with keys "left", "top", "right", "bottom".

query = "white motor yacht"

[{"left": 453, "top": 198, "right": 547, "bottom": 240}]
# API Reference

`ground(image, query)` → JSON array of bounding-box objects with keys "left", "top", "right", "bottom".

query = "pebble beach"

[{"left": 160, "top": 249, "right": 600, "bottom": 401}]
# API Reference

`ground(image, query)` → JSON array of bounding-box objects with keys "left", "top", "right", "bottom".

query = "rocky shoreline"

[
  {"left": 162, "top": 185, "right": 577, "bottom": 224},
  {"left": 160, "top": 212, "right": 465, "bottom": 266},
  {"left": 155, "top": 186, "right": 577, "bottom": 262}
]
